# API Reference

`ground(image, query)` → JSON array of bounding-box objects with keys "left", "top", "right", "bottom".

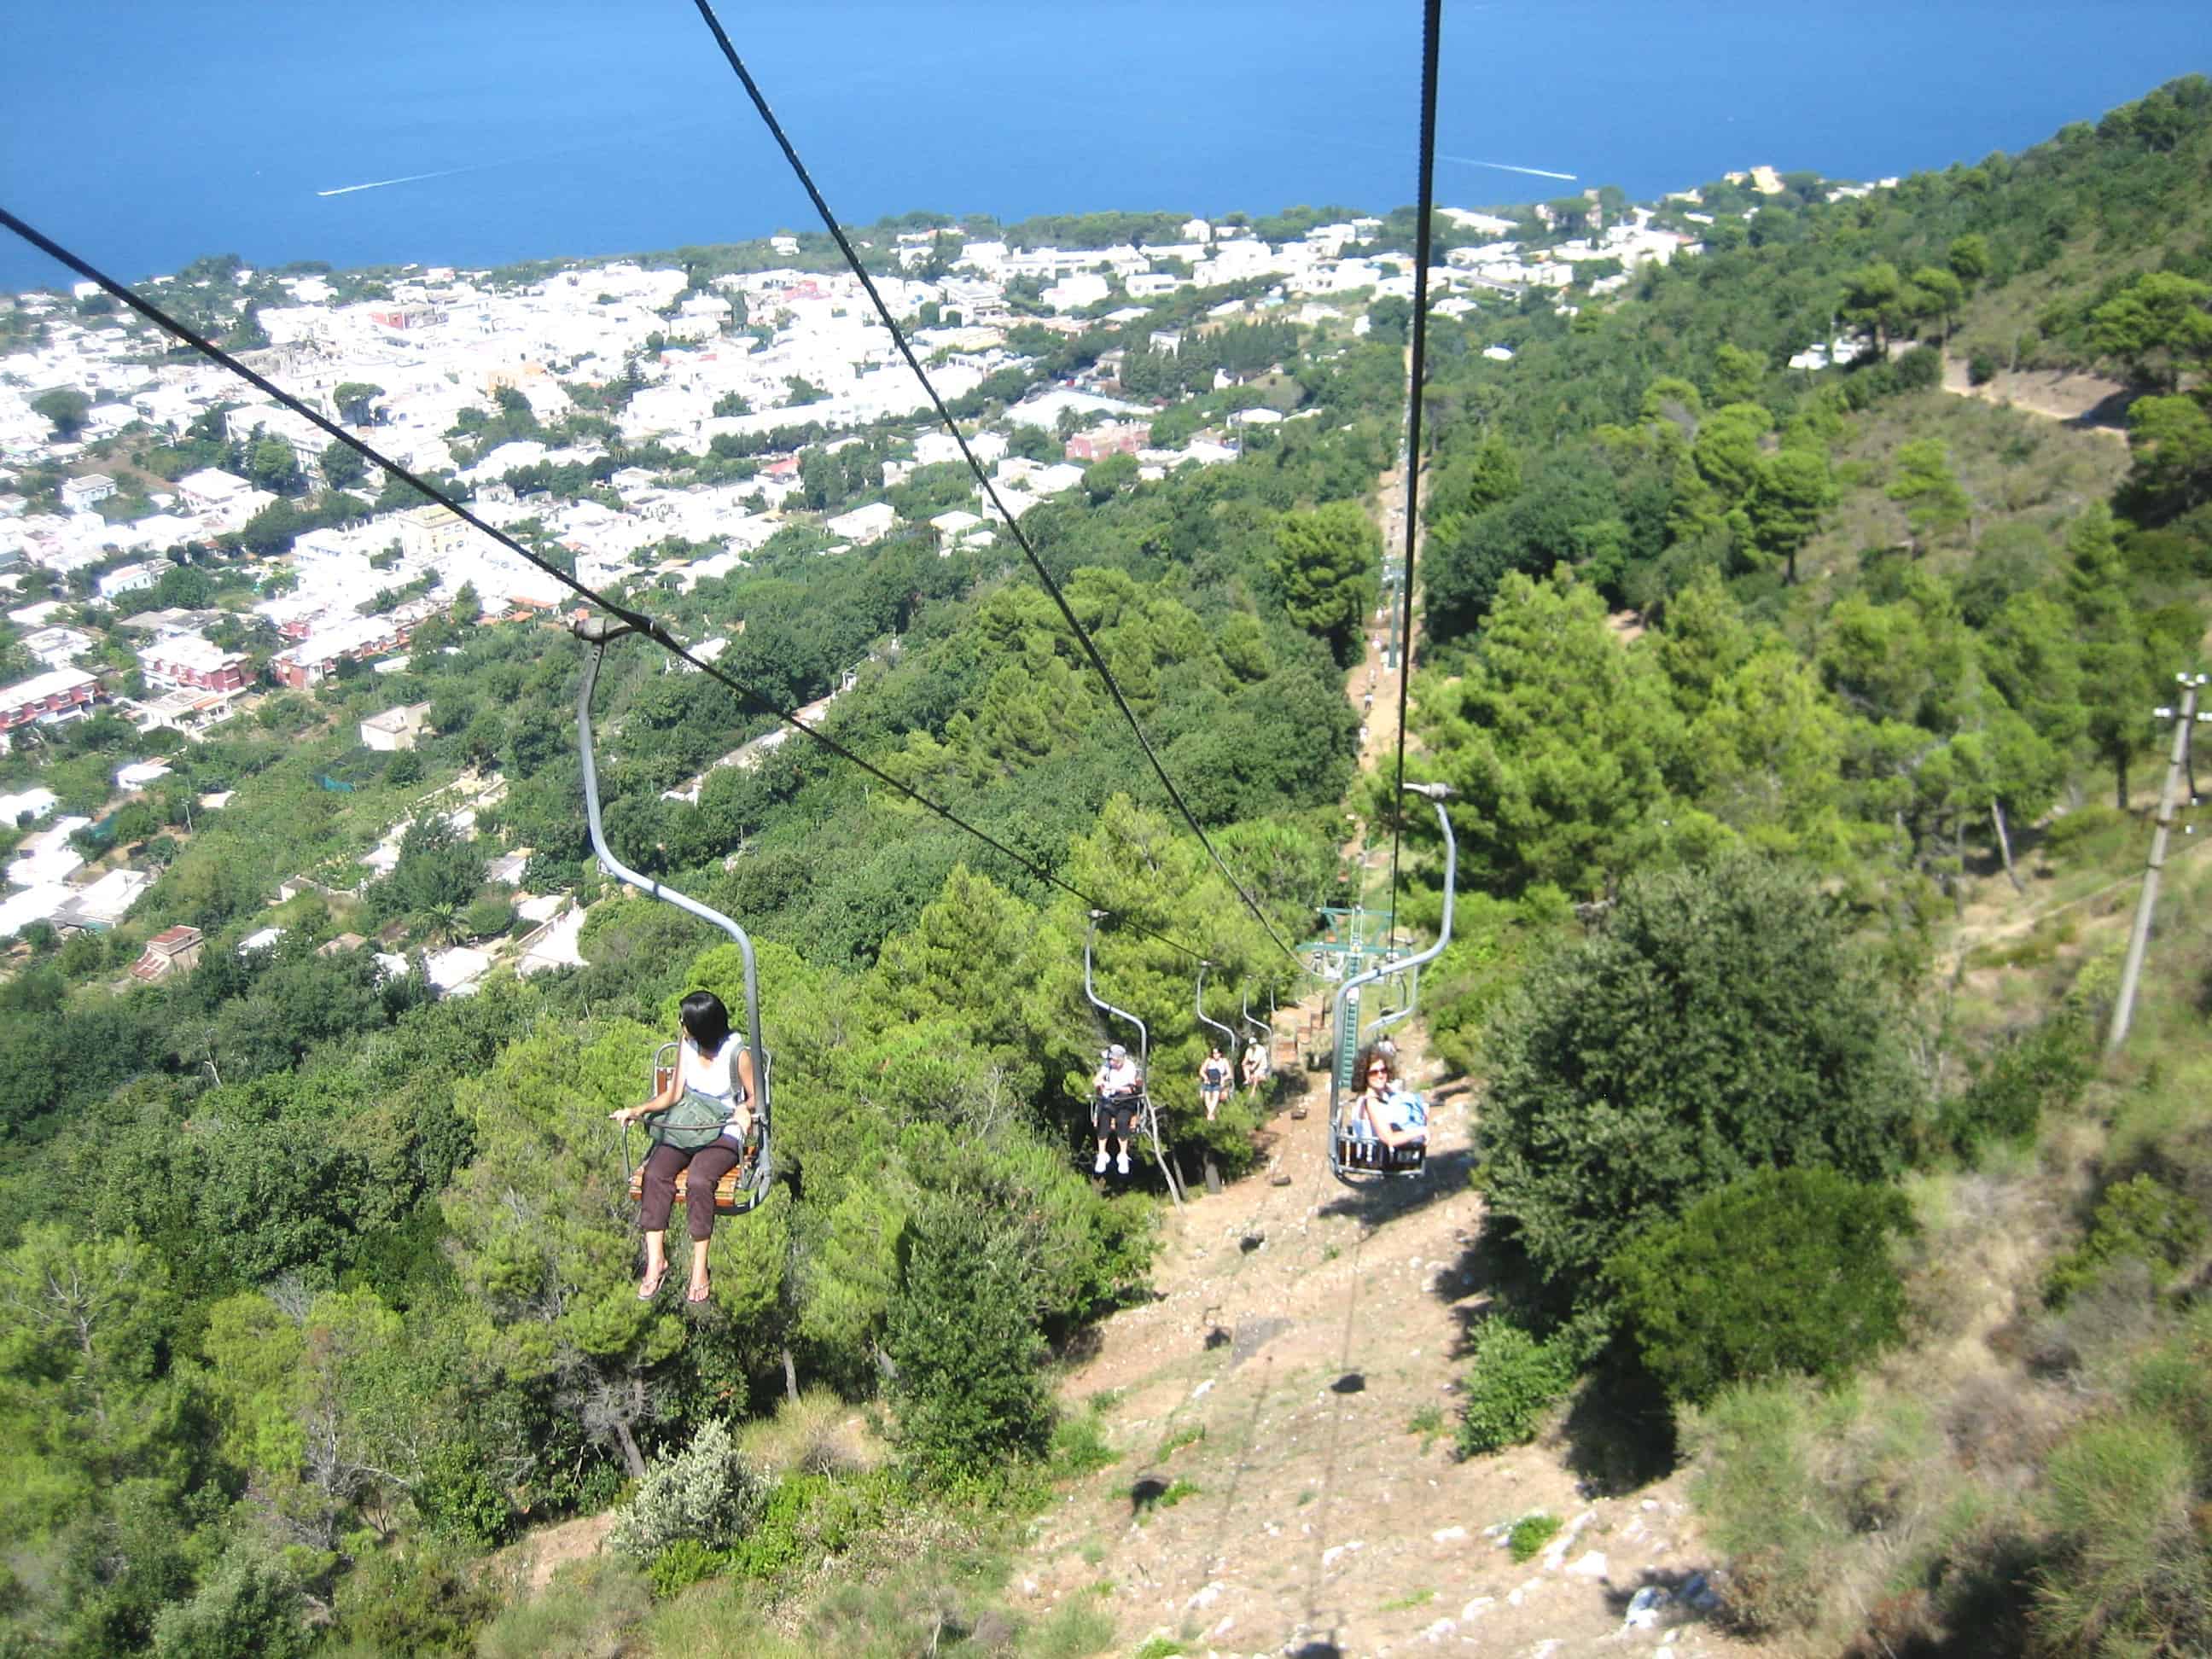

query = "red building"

[
  {"left": 138, "top": 635, "right": 249, "bottom": 694},
  {"left": 1065, "top": 423, "right": 1152, "bottom": 463},
  {"left": 0, "top": 669, "right": 100, "bottom": 734}
]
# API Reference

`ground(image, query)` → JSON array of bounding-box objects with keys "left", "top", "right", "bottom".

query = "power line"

[
  {"left": 1387, "top": 0, "right": 1443, "bottom": 947},
  {"left": 683, "top": 0, "right": 1303, "bottom": 970},
  {"left": 0, "top": 204, "right": 1223, "bottom": 969}
]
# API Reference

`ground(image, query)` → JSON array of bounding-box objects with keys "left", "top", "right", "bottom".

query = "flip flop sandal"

[
  {"left": 637, "top": 1265, "right": 670, "bottom": 1300},
  {"left": 686, "top": 1275, "right": 713, "bottom": 1305}
]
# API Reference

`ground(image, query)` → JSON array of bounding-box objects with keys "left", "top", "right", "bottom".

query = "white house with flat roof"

[{"left": 824, "top": 502, "right": 897, "bottom": 545}]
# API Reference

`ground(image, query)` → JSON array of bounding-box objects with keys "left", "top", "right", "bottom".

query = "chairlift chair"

[
  {"left": 1327, "top": 784, "right": 1457, "bottom": 1185},
  {"left": 1239, "top": 987, "right": 1273, "bottom": 1089},
  {"left": 1194, "top": 961, "right": 1239, "bottom": 1112},
  {"left": 577, "top": 617, "right": 774, "bottom": 1217},
  {"left": 1082, "top": 911, "right": 1183, "bottom": 1208}
]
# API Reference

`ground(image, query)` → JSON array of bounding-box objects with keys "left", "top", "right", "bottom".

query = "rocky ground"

[{"left": 1009, "top": 1013, "right": 1762, "bottom": 1659}]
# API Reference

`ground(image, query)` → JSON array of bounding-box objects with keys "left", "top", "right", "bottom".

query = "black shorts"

[{"left": 1097, "top": 1095, "right": 1140, "bottom": 1136}]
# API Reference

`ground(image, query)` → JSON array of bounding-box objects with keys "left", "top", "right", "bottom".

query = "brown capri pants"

[{"left": 640, "top": 1138, "right": 748, "bottom": 1241}]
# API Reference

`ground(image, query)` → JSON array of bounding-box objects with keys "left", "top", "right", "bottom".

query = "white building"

[
  {"left": 96, "top": 562, "right": 160, "bottom": 601},
  {"left": 360, "top": 702, "right": 431, "bottom": 752},
  {"left": 824, "top": 502, "right": 897, "bottom": 545},
  {"left": 61, "top": 474, "right": 116, "bottom": 512}
]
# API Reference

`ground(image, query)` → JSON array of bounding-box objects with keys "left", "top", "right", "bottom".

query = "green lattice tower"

[{"left": 1333, "top": 981, "right": 1363, "bottom": 1103}]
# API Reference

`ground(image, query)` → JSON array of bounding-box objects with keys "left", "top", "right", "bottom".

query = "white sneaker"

[
  {"left": 1117, "top": 1152, "right": 1131, "bottom": 1176},
  {"left": 1094, "top": 1150, "right": 1109, "bottom": 1173}
]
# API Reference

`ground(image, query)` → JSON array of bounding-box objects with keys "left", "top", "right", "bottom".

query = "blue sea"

[{"left": 2, "top": 1, "right": 2206, "bottom": 291}]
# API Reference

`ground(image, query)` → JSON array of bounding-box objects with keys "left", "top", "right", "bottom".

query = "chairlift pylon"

[
  {"left": 576, "top": 617, "right": 774, "bottom": 1216},
  {"left": 1328, "top": 783, "right": 1457, "bottom": 1184}
]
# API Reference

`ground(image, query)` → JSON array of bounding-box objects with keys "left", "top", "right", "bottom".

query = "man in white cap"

[{"left": 1092, "top": 1042, "right": 1144, "bottom": 1175}]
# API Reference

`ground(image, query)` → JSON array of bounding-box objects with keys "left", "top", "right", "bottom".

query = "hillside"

[{"left": 3, "top": 72, "right": 2212, "bottom": 1659}]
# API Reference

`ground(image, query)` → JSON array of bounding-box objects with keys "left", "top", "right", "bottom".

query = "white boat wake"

[{"left": 317, "top": 164, "right": 490, "bottom": 198}]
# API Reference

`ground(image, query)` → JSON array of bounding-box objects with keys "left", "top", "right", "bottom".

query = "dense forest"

[{"left": 4, "top": 73, "right": 2212, "bottom": 1659}]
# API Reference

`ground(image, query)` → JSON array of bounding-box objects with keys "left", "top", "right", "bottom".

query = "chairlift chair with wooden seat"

[{"left": 577, "top": 616, "right": 775, "bottom": 1218}]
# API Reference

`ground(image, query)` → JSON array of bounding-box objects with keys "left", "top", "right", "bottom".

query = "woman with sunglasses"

[{"left": 1347, "top": 1045, "right": 1426, "bottom": 1167}]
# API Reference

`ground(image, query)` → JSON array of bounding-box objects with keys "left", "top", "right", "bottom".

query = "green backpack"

[{"left": 647, "top": 1087, "right": 735, "bottom": 1152}]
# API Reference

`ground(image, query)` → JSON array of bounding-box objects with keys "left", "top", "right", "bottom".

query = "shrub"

[
  {"left": 330, "top": 1542, "right": 494, "bottom": 1656},
  {"left": 1051, "top": 1406, "right": 1121, "bottom": 1477},
  {"left": 1607, "top": 1167, "right": 1917, "bottom": 1404},
  {"left": 151, "top": 1545, "right": 311, "bottom": 1659},
  {"left": 1026, "top": 1598, "right": 1116, "bottom": 1659},
  {"left": 1506, "top": 1513, "right": 1561, "bottom": 1562},
  {"left": 1930, "top": 1019, "right": 2091, "bottom": 1161},
  {"left": 1455, "top": 1318, "right": 1576, "bottom": 1456},
  {"left": 606, "top": 1419, "right": 765, "bottom": 1563},
  {"left": 411, "top": 1444, "right": 514, "bottom": 1548},
  {"left": 2044, "top": 1175, "right": 2207, "bottom": 1307},
  {"left": 1477, "top": 853, "right": 1917, "bottom": 1296},
  {"left": 884, "top": 1196, "right": 1051, "bottom": 1482},
  {"left": 736, "top": 1388, "right": 882, "bottom": 1480},
  {"left": 2032, "top": 1410, "right": 2212, "bottom": 1655},
  {"left": 1968, "top": 350, "right": 1998, "bottom": 386},
  {"left": 474, "top": 1558, "right": 651, "bottom": 1659},
  {"left": 1892, "top": 345, "right": 1944, "bottom": 391},
  {"left": 646, "top": 1537, "right": 724, "bottom": 1600},
  {"left": 1684, "top": 1381, "right": 1837, "bottom": 1633}
]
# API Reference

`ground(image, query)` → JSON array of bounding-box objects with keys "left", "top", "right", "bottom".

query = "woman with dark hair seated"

[
  {"left": 1345, "top": 1045, "right": 1426, "bottom": 1167},
  {"left": 610, "top": 990, "right": 756, "bottom": 1304}
]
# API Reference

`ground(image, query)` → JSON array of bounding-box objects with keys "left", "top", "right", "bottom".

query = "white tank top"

[{"left": 679, "top": 1037, "right": 747, "bottom": 1106}]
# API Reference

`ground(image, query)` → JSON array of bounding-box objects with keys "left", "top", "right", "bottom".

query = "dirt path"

[
  {"left": 1937, "top": 356, "right": 2134, "bottom": 438},
  {"left": 1013, "top": 1011, "right": 1750, "bottom": 1656},
  {"left": 1349, "top": 457, "right": 1420, "bottom": 774}
]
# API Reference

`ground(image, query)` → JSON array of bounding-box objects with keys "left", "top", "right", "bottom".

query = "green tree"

[
  {"left": 450, "top": 581, "right": 483, "bottom": 626},
  {"left": 1691, "top": 402, "right": 1773, "bottom": 504},
  {"left": 245, "top": 434, "right": 302, "bottom": 496},
  {"left": 1081, "top": 451, "right": 1138, "bottom": 503},
  {"left": 1746, "top": 447, "right": 1834, "bottom": 583},
  {"left": 2089, "top": 271, "right": 2212, "bottom": 391},
  {"left": 2122, "top": 391, "right": 2212, "bottom": 515},
  {"left": 1840, "top": 261, "right": 1904, "bottom": 350},
  {"left": 1606, "top": 1167, "right": 1916, "bottom": 1403},
  {"left": 1417, "top": 570, "right": 1682, "bottom": 895},
  {"left": 1907, "top": 265, "right": 1965, "bottom": 343},
  {"left": 442, "top": 1025, "right": 754, "bottom": 1477},
  {"left": 333, "top": 381, "right": 383, "bottom": 424},
  {"left": 1946, "top": 232, "right": 1990, "bottom": 287},
  {"left": 1886, "top": 438, "right": 1972, "bottom": 547},
  {"left": 1476, "top": 853, "right": 1918, "bottom": 1299},
  {"left": 883, "top": 1193, "right": 1051, "bottom": 1481},
  {"left": 2065, "top": 506, "right": 2159, "bottom": 806},
  {"left": 319, "top": 440, "right": 366, "bottom": 491},
  {"left": 1268, "top": 500, "right": 1380, "bottom": 664},
  {"left": 1707, "top": 343, "right": 1763, "bottom": 406},
  {"left": 32, "top": 386, "right": 90, "bottom": 439}
]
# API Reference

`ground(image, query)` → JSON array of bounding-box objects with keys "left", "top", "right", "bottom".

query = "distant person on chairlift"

[
  {"left": 1093, "top": 1042, "right": 1143, "bottom": 1176},
  {"left": 1197, "top": 1044, "right": 1231, "bottom": 1121},
  {"left": 610, "top": 990, "right": 757, "bottom": 1304},
  {"left": 1240, "top": 1034, "right": 1267, "bottom": 1096},
  {"left": 1348, "top": 1045, "right": 1425, "bottom": 1167}
]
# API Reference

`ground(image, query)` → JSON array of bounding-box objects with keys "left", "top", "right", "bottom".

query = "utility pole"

[{"left": 2107, "top": 673, "right": 2209, "bottom": 1053}]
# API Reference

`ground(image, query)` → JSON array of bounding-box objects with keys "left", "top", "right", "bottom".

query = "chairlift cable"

[
  {"left": 1386, "top": 0, "right": 1444, "bottom": 948},
  {"left": 683, "top": 0, "right": 1304, "bottom": 970},
  {"left": 0, "top": 206, "right": 1217, "bottom": 968}
]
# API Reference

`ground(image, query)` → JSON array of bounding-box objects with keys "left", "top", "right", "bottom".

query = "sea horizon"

[{"left": 3, "top": 1, "right": 2207, "bottom": 293}]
